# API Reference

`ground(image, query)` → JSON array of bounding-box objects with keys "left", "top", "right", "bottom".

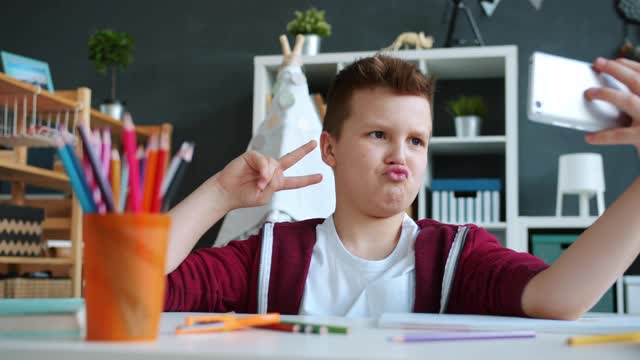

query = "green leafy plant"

[
  {"left": 88, "top": 29, "right": 135, "bottom": 101},
  {"left": 447, "top": 96, "right": 488, "bottom": 118},
  {"left": 286, "top": 8, "right": 332, "bottom": 38}
]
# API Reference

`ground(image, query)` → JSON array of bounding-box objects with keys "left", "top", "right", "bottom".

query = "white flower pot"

[
  {"left": 302, "top": 35, "right": 322, "bottom": 55},
  {"left": 99, "top": 100, "right": 124, "bottom": 121},
  {"left": 454, "top": 115, "right": 482, "bottom": 137}
]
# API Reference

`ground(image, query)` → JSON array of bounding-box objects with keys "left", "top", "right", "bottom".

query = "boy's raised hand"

[
  {"left": 214, "top": 140, "right": 323, "bottom": 210},
  {"left": 585, "top": 57, "right": 640, "bottom": 154}
]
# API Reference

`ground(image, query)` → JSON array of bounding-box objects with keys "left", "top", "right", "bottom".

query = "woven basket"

[
  {"left": 2, "top": 278, "right": 72, "bottom": 298},
  {"left": 0, "top": 204, "right": 46, "bottom": 257}
]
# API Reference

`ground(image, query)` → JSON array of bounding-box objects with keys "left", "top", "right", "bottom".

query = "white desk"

[{"left": 1, "top": 313, "right": 639, "bottom": 359}]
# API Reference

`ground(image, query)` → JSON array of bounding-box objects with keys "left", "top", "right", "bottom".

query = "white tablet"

[{"left": 527, "top": 51, "right": 628, "bottom": 132}]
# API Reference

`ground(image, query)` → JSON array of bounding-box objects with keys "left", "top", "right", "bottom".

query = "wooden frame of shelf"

[
  {"left": 0, "top": 158, "right": 69, "bottom": 191},
  {"left": 1, "top": 71, "right": 173, "bottom": 298},
  {"left": 0, "top": 72, "right": 80, "bottom": 112},
  {"left": 0, "top": 256, "right": 73, "bottom": 266},
  {"left": 90, "top": 109, "right": 155, "bottom": 139}
]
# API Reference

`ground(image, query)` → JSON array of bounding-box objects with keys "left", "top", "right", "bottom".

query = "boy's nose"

[{"left": 385, "top": 143, "right": 407, "bottom": 165}]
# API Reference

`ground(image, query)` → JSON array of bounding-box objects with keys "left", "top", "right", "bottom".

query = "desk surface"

[{"left": 1, "top": 313, "right": 639, "bottom": 360}]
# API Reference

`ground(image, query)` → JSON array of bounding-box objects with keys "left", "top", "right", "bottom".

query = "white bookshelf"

[
  {"left": 515, "top": 216, "right": 598, "bottom": 252},
  {"left": 516, "top": 216, "right": 624, "bottom": 314},
  {"left": 430, "top": 136, "right": 506, "bottom": 155},
  {"left": 253, "top": 45, "right": 519, "bottom": 248}
]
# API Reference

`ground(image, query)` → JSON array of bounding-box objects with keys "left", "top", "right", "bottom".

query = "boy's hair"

[{"left": 323, "top": 54, "right": 435, "bottom": 139}]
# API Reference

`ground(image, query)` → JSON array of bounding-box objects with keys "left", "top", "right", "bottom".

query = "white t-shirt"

[{"left": 298, "top": 214, "right": 419, "bottom": 318}]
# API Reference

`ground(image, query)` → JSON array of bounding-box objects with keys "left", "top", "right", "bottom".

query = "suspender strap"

[
  {"left": 439, "top": 226, "right": 469, "bottom": 314},
  {"left": 257, "top": 223, "right": 274, "bottom": 314}
]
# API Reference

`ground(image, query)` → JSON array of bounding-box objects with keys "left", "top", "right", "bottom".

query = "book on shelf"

[
  {"left": 0, "top": 298, "right": 84, "bottom": 338},
  {"left": 430, "top": 179, "right": 501, "bottom": 225}
]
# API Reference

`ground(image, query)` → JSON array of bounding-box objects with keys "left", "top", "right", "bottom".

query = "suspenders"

[
  {"left": 257, "top": 223, "right": 275, "bottom": 314},
  {"left": 439, "top": 226, "right": 469, "bottom": 313}
]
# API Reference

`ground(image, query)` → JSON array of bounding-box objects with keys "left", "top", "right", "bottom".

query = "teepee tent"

[{"left": 215, "top": 35, "right": 336, "bottom": 246}]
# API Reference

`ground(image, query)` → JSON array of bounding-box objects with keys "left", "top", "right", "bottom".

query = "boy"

[{"left": 165, "top": 55, "right": 640, "bottom": 320}]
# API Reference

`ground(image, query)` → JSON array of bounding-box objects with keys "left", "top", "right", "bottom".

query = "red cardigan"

[{"left": 165, "top": 218, "right": 548, "bottom": 316}]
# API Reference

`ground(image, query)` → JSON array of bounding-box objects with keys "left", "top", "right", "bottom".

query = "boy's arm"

[
  {"left": 165, "top": 141, "right": 322, "bottom": 273},
  {"left": 522, "top": 178, "right": 640, "bottom": 320},
  {"left": 164, "top": 234, "right": 260, "bottom": 312},
  {"left": 446, "top": 226, "right": 549, "bottom": 316},
  {"left": 522, "top": 57, "right": 640, "bottom": 320},
  {"left": 166, "top": 175, "right": 232, "bottom": 273}
]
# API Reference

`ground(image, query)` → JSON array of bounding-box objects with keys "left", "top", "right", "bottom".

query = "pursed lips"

[{"left": 384, "top": 165, "right": 410, "bottom": 181}]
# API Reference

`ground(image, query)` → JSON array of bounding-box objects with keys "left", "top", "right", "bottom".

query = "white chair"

[{"left": 556, "top": 153, "right": 606, "bottom": 217}]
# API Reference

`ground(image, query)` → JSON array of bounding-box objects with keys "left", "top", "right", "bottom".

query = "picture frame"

[{"left": 1, "top": 51, "right": 54, "bottom": 92}]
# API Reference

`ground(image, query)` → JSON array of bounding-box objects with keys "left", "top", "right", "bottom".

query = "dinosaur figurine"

[{"left": 383, "top": 32, "right": 434, "bottom": 51}]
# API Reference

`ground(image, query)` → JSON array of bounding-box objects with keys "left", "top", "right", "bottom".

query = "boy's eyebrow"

[{"left": 361, "top": 120, "right": 431, "bottom": 137}]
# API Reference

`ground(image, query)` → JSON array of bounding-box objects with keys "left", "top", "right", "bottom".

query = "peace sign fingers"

[
  {"left": 281, "top": 173, "right": 323, "bottom": 191},
  {"left": 279, "top": 140, "right": 318, "bottom": 170}
]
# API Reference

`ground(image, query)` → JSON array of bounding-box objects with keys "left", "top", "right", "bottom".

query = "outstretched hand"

[
  {"left": 585, "top": 57, "right": 640, "bottom": 155},
  {"left": 213, "top": 140, "right": 323, "bottom": 210}
]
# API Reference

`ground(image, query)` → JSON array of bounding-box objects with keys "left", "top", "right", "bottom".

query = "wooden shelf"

[
  {"left": 518, "top": 216, "right": 598, "bottom": 229},
  {"left": 430, "top": 136, "right": 506, "bottom": 155},
  {"left": 90, "top": 109, "right": 155, "bottom": 140},
  {"left": 0, "top": 158, "right": 69, "bottom": 191},
  {"left": 0, "top": 72, "right": 80, "bottom": 112},
  {"left": 43, "top": 217, "right": 71, "bottom": 231},
  {"left": 0, "top": 256, "right": 72, "bottom": 265},
  {"left": 474, "top": 222, "right": 507, "bottom": 230}
]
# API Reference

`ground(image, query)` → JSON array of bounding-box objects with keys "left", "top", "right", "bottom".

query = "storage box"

[
  {"left": 531, "top": 234, "right": 615, "bottom": 313},
  {"left": 0, "top": 204, "right": 46, "bottom": 256},
  {"left": 1, "top": 277, "right": 72, "bottom": 298},
  {"left": 624, "top": 276, "right": 640, "bottom": 315}
]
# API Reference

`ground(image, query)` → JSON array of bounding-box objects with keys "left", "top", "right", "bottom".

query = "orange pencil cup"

[{"left": 83, "top": 214, "right": 170, "bottom": 341}]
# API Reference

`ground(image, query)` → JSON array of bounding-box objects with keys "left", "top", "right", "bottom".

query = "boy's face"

[{"left": 321, "top": 87, "right": 432, "bottom": 218}]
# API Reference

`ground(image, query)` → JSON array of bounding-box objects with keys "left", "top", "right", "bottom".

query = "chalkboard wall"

[{"left": 1, "top": 1, "right": 639, "bottom": 273}]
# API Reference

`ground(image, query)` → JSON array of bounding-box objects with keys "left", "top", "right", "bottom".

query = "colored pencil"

[
  {"left": 110, "top": 149, "right": 121, "bottom": 212},
  {"left": 161, "top": 142, "right": 189, "bottom": 197},
  {"left": 101, "top": 127, "right": 111, "bottom": 178},
  {"left": 177, "top": 313, "right": 281, "bottom": 335},
  {"left": 122, "top": 113, "right": 142, "bottom": 212},
  {"left": 90, "top": 128, "right": 106, "bottom": 213},
  {"left": 142, "top": 131, "right": 159, "bottom": 212},
  {"left": 281, "top": 321, "right": 349, "bottom": 335},
  {"left": 92, "top": 128, "right": 102, "bottom": 169},
  {"left": 54, "top": 137, "right": 96, "bottom": 213},
  {"left": 119, "top": 157, "right": 129, "bottom": 213},
  {"left": 78, "top": 125, "right": 115, "bottom": 212},
  {"left": 568, "top": 332, "right": 640, "bottom": 346},
  {"left": 151, "top": 130, "right": 169, "bottom": 212},
  {"left": 60, "top": 132, "right": 96, "bottom": 214},
  {"left": 161, "top": 143, "right": 193, "bottom": 212},
  {"left": 256, "top": 323, "right": 303, "bottom": 333},
  {"left": 389, "top": 330, "right": 536, "bottom": 343},
  {"left": 80, "top": 132, "right": 105, "bottom": 214},
  {"left": 137, "top": 144, "right": 146, "bottom": 192}
]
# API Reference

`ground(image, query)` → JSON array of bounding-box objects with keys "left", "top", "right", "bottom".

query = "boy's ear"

[{"left": 320, "top": 131, "right": 337, "bottom": 167}]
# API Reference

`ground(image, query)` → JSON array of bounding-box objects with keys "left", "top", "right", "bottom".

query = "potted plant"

[
  {"left": 286, "top": 7, "right": 331, "bottom": 55},
  {"left": 88, "top": 29, "right": 135, "bottom": 120},
  {"left": 447, "top": 95, "right": 487, "bottom": 137}
]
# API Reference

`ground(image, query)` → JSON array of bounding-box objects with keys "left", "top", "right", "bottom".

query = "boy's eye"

[
  {"left": 369, "top": 131, "right": 384, "bottom": 139},
  {"left": 411, "top": 138, "right": 424, "bottom": 146}
]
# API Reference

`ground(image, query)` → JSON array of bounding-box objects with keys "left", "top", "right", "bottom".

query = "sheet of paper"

[{"left": 379, "top": 313, "right": 640, "bottom": 335}]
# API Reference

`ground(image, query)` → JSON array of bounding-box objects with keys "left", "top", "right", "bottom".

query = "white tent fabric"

[{"left": 215, "top": 52, "right": 336, "bottom": 247}]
